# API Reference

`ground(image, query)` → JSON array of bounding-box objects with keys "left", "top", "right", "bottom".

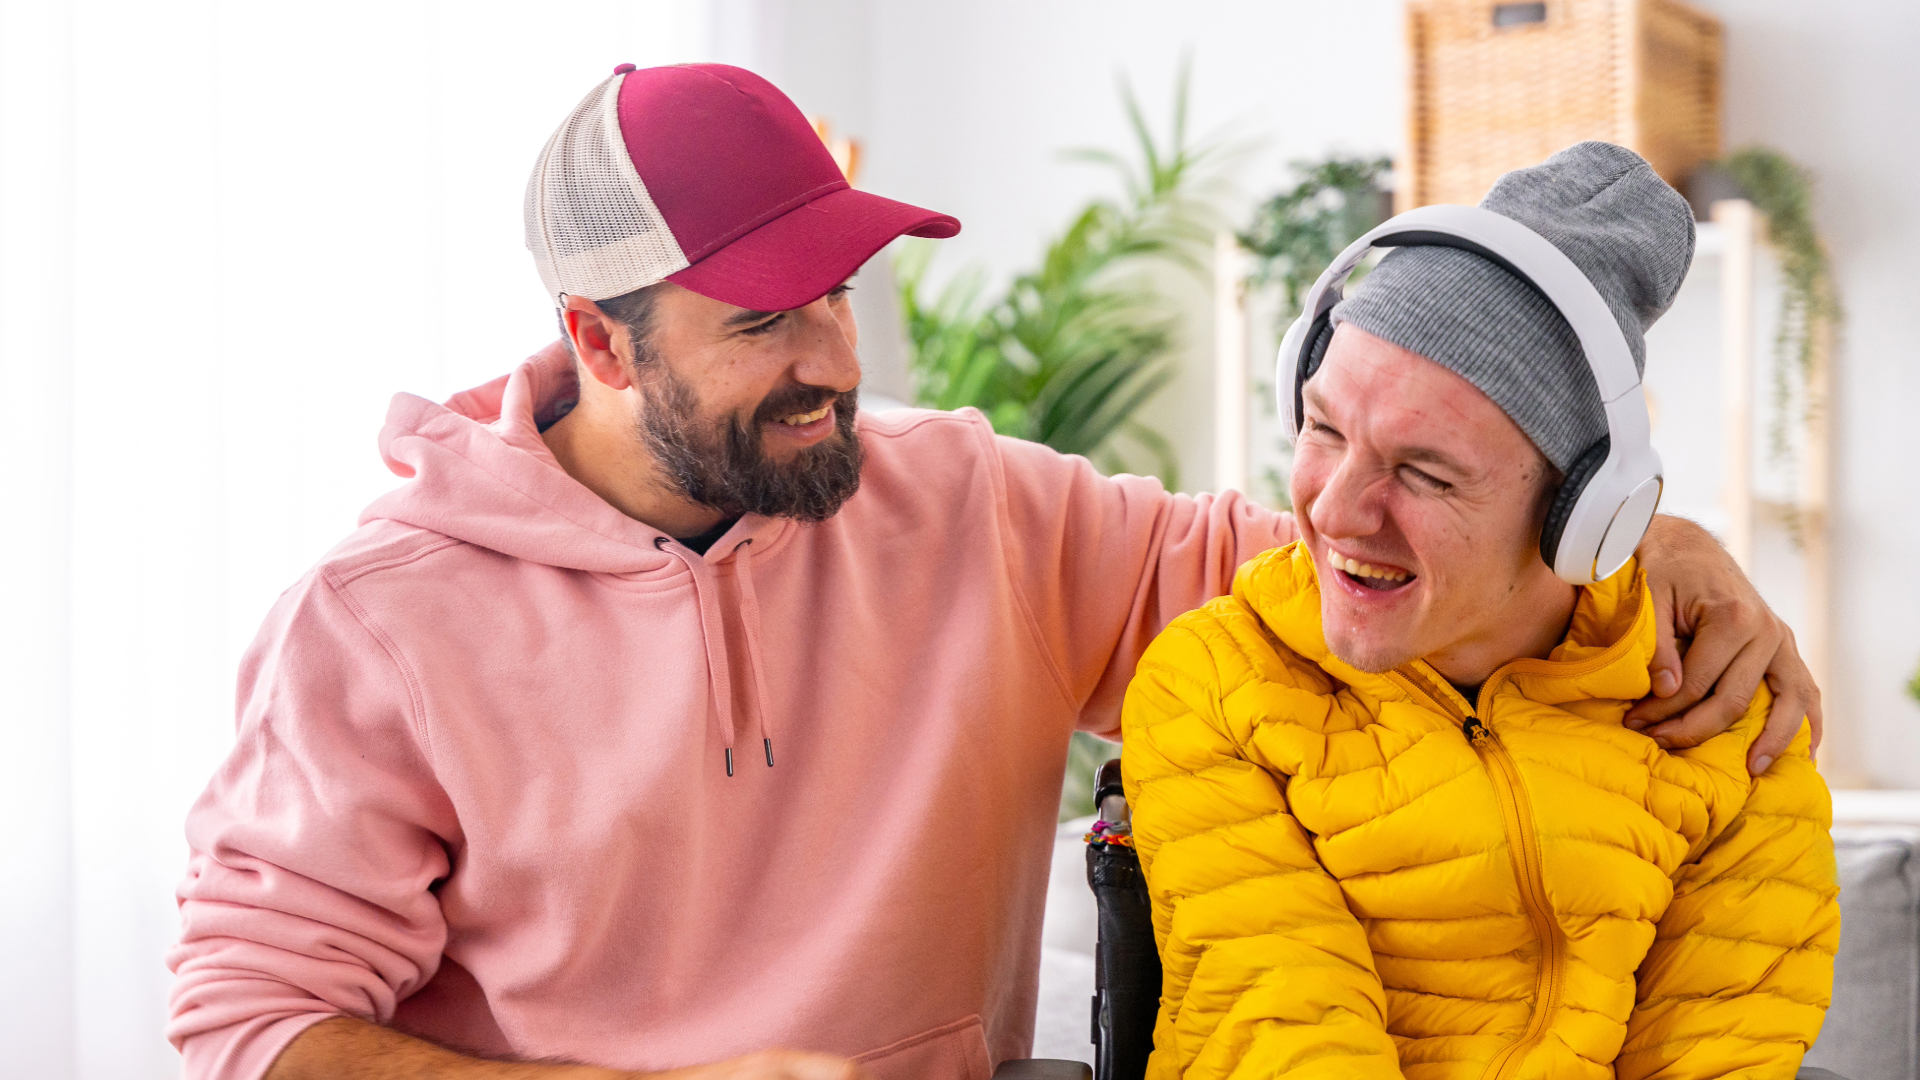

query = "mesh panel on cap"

[{"left": 524, "top": 74, "right": 688, "bottom": 304}]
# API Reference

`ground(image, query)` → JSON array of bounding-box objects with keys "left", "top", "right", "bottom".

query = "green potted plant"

[
  {"left": 898, "top": 64, "right": 1233, "bottom": 488},
  {"left": 899, "top": 64, "right": 1235, "bottom": 818}
]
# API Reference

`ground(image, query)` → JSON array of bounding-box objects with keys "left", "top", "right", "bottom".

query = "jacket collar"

[{"left": 1241, "top": 541, "right": 1655, "bottom": 710}]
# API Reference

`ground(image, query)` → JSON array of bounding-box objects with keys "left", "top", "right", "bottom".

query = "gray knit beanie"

[{"left": 1332, "top": 141, "right": 1695, "bottom": 471}]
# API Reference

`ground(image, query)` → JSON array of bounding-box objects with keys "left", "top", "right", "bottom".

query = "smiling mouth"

[
  {"left": 775, "top": 403, "right": 834, "bottom": 426},
  {"left": 1330, "top": 552, "right": 1416, "bottom": 592}
]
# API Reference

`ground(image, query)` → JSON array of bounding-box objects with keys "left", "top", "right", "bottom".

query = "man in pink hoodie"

[{"left": 167, "top": 64, "right": 1819, "bottom": 1080}]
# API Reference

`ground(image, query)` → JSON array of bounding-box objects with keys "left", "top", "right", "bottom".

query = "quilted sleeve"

[
  {"left": 1122, "top": 617, "right": 1402, "bottom": 1080},
  {"left": 1616, "top": 723, "right": 1840, "bottom": 1079}
]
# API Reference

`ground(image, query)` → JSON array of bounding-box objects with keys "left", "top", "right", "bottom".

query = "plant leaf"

[{"left": 900, "top": 62, "right": 1241, "bottom": 487}]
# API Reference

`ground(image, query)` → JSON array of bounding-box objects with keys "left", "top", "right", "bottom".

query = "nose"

[
  {"left": 1307, "top": 455, "right": 1388, "bottom": 543},
  {"left": 789, "top": 294, "right": 863, "bottom": 394}
]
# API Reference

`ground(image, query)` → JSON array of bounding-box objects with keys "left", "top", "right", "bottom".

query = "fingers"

[
  {"left": 1806, "top": 687, "right": 1825, "bottom": 757},
  {"left": 1746, "top": 674, "right": 1809, "bottom": 775},
  {"left": 1623, "top": 670, "right": 1690, "bottom": 728},
  {"left": 1637, "top": 634, "right": 1772, "bottom": 751},
  {"left": 1632, "top": 586, "right": 1684, "bottom": 724},
  {"left": 1745, "top": 624, "right": 1822, "bottom": 773},
  {"left": 1276, "top": 510, "right": 1301, "bottom": 545},
  {"left": 1625, "top": 518, "right": 1823, "bottom": 775},
  {"left": 1630, "top": 514, "right": 1779, "bottom": 731},
  {"left": 1627, "top": 597, "right": 1771, "bottom": 728}
]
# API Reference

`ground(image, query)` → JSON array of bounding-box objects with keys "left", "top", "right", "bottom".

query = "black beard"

[{"left": 637, "top": 368, "right": 864, "bottom": 523}]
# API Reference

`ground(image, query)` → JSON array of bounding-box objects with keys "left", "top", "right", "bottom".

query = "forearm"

[
  {"left": 266, "top": 1017, "right": 626, "bottom": 1080},
  {"left": 264, "top": 1016, "right": 867, "bottom": 1080}
]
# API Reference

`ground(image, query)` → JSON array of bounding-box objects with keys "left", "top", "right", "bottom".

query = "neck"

[
  {"left": 540, "top": 391, "right": 727, "bottom": 538},
  {"left": 1424, "top": 568, "right": 1578, "bottom": 689}
]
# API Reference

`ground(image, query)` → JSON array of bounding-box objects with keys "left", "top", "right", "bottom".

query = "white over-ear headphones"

[{"left": 1276, "top": 203, "right": 1663, "bottom": 586}]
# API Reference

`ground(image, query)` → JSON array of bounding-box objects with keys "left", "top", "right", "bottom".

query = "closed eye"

[
  {"left": 1399, "top": 464, "right": 1452, "bottom": 492},
  {"left": 1302, "top": 416, "right": 1342, "bottom": 441},
  {"left": 740, "top": 283, "right": 852, "bottom": 336}
]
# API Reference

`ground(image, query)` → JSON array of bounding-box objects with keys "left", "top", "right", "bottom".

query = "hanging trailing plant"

[{"left": 1718, "top": 147, "right": 1843, "bottom": 468}]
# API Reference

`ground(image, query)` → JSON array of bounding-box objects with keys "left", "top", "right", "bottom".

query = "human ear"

[{"left": 561, "top": 295, "right": 635, "bottom": 391}]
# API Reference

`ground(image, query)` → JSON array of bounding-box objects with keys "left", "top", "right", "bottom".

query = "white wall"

[
  {"left": 759, "top": 0, "right": 1920, "bottom": 788},
  {"left": 1691, "top": 0, "right": 1920, "bottom": 789},
  {"left": 0, "top": 2, "right": 76, "bottom": 1075},
  {"left": 1, "top": 3, "right": 735, "bottom": 1075},
  {"left": 755, "top": 0, "right": 1407, "bottom": 493}
]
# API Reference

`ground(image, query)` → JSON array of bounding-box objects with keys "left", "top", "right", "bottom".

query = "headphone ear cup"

[
  {"left": 1292, "top": 314, "right": 1336, "bottom": 435},
  {"left": 1539, "top": 437, "right": 1612, "bottom": 571}
]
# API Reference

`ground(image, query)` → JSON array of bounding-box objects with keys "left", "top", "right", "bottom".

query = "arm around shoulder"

[{"left": 266, "top": 1017, "right": 868, "bottom": 1080}]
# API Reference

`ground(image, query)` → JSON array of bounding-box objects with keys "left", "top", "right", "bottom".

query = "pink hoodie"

[{"left": 167, "top": 343, "right": 1291, "bottom": 1080}]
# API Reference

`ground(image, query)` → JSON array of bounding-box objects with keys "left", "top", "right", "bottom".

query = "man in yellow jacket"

[{"left": 1122, "top": 143, "right": 1838, "bottom": 1080}]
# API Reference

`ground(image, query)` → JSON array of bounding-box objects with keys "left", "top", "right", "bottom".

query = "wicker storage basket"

[{"left": 1404, "top": 0, "right": 1722, "bottom": 208}]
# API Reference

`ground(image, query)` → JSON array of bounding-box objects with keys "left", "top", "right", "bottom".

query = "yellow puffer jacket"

[{"left": 1121, "top": 542, "right": 1838, "bottom": 1080}]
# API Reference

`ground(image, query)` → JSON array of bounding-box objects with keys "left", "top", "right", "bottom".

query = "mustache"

[
  {"left": 752, "top": 383, "right": 844, "bottom": 425},
  {"left": 637, "top": 365, "right": 864, "bottom": 523}
]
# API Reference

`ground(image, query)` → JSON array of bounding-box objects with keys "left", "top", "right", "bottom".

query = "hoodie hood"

[
  {"left": 366, "top": 340, "right": 796, "bottom": 776},
  {"left": 363, "top": 340, "right": 787, "bottom": 573}
]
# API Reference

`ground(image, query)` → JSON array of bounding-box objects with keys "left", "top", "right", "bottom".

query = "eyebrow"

[
  {"left": 1399, "top": 445, "right": 1471, "bottom": 474},
  {"left": 1302, "top": 384, "right": 1472, "bottom": 475},
  {"left": 723, "top": 307, "right": 780, "bottom": 328},
  {"left": 723, "top": 281, "right": 853, "bottom": 328}
]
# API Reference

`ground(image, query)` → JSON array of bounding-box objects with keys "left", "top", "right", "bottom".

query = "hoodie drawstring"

[
  {"left": 656, "top": 536, "right": 739, "bottom": 775},
  {"left": 731, "top": 538, "right": 776, "bottom": 768},
  {"left": 657, "top": 534, "right": 776, "bottom": 776}
]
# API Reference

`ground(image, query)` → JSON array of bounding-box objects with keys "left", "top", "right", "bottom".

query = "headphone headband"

[{"left": 1274, "top": 203, "right": 1663, "bottom": 585}]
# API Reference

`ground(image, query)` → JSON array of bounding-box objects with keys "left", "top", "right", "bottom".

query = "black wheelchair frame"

[{"left": 1087, "top": 759, "right": 1160, "bottom": 1080}]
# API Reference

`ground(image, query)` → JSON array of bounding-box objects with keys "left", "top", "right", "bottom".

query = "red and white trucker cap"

[{"left": 525, "top": 63, "right": 960, "bottom": 313}]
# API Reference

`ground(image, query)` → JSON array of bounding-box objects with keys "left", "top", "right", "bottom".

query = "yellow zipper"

[{"left": 1394, "top": 666, "right": 1567, "bottom": 1080}]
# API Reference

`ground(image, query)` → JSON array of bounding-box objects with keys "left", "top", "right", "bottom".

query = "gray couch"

[
  {"left": 1805, "top": 791, "right": 1920, "bottom": 1080},
  {"left": 1036, "top": 792, "right": 1920, "bottom": 1079}
]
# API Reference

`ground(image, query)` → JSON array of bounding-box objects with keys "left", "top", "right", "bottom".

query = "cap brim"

[{"left": 666, "top": 187, "right": 960, "bottom": 312}]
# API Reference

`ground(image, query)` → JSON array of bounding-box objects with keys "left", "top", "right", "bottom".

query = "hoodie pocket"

[{"left": 853, "top": 1014, "right": 993, "bottom": 1080}]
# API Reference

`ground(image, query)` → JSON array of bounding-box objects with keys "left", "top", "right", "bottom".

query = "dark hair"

[{"left": 557, "top": 282, "right": 665, "bottom": 367}]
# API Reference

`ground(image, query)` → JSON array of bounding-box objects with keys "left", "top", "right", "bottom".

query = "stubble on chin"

[{"left": 1320, "top": 600, "right": 1415, "bottom": 675}]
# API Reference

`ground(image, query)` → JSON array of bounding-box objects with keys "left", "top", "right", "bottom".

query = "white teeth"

[
  {"left": 1333, "top": 553, "right": 1409, "bottom": 583},
  {"left": 779, "top": 405, "right": 832, "bottom": 426}
]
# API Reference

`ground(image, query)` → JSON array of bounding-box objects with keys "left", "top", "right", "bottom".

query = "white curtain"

[{"left": 0, "top": 3, "right": 755, "bottom": 1076}]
